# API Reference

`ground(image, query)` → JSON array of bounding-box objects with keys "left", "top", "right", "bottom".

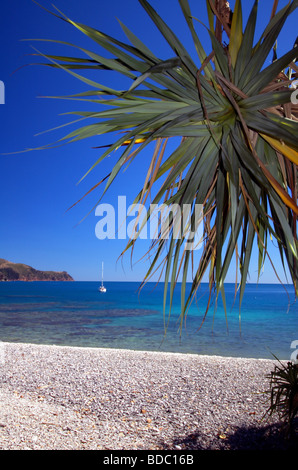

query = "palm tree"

[{"left": 32, "top": 0, "right": 298, "bottom": 331}]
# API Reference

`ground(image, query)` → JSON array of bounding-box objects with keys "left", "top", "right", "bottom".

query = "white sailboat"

[{"left": 99, "top": 262, "right": 107, "bottom": 292}]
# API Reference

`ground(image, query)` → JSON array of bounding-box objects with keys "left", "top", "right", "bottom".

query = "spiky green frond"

[{"left": 29, "top": 0, "right": 298, "bottom": 332}]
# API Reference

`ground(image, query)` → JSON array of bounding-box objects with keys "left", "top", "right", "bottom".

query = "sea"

[{"left": 0, "top": 281, "right": 297, "bottom": 360}]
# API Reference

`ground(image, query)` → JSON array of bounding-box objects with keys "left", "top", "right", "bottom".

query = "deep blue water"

[{"left": 0, "top": 281, "right": 297, "bottom": 359}]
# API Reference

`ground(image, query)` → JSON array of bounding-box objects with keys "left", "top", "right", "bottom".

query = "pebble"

[{"left": 0, "top": 342, "right": 295, "bottom": 450}]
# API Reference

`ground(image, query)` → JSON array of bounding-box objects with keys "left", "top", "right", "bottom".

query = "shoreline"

[
  {"left": 0, "top": 341, "right": 293, "bottom": 450},
  {"left": 1, "top": 281, "right": 296, "bottom": 361},
  {"left": 0, "top": 339, "right": 282, "bottom": 362},
  {"left": 1, "top": 339, "right": 279, "bottom": 361}
]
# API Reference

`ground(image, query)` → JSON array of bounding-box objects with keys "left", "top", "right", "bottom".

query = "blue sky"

[{"left": 0, "top": 0, "right": 297, "bottom": 283}]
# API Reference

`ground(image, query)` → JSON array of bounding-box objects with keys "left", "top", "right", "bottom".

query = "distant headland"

[{"left": 0, "top": 258, "right": 74, "bottom": 282}]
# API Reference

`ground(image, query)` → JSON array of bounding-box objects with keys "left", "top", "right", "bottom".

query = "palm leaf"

[{"left": 25, "top": 0, "right": 298, "bottom": 335}]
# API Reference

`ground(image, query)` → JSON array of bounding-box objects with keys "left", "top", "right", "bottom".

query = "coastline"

[
  {"left": 1, "top": 281, "right": 296, "bottom": 359},
  {"left": 0, "top": 341, "right": 293, "bottom": 450}
]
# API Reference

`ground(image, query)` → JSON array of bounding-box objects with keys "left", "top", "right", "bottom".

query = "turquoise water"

[{"left": 0, "top": 281, "right": 297, "bottom": 359}]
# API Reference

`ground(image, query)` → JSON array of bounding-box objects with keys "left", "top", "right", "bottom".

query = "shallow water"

[{"left": 0, "top": 281, "right": 297, "bottom": 359}]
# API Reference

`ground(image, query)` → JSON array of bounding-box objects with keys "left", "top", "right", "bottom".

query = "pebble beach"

[{"left": 0, "top": 342, "right": 295, "bottom": 450}]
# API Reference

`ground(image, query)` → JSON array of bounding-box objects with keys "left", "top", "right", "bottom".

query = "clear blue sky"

[{"left": 0, "top": 0, "right": 297, "bottom": 282}]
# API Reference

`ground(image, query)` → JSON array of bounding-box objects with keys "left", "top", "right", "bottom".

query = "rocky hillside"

[{"left": 0, "top": 259, "right": 74, "bottom": 281}]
